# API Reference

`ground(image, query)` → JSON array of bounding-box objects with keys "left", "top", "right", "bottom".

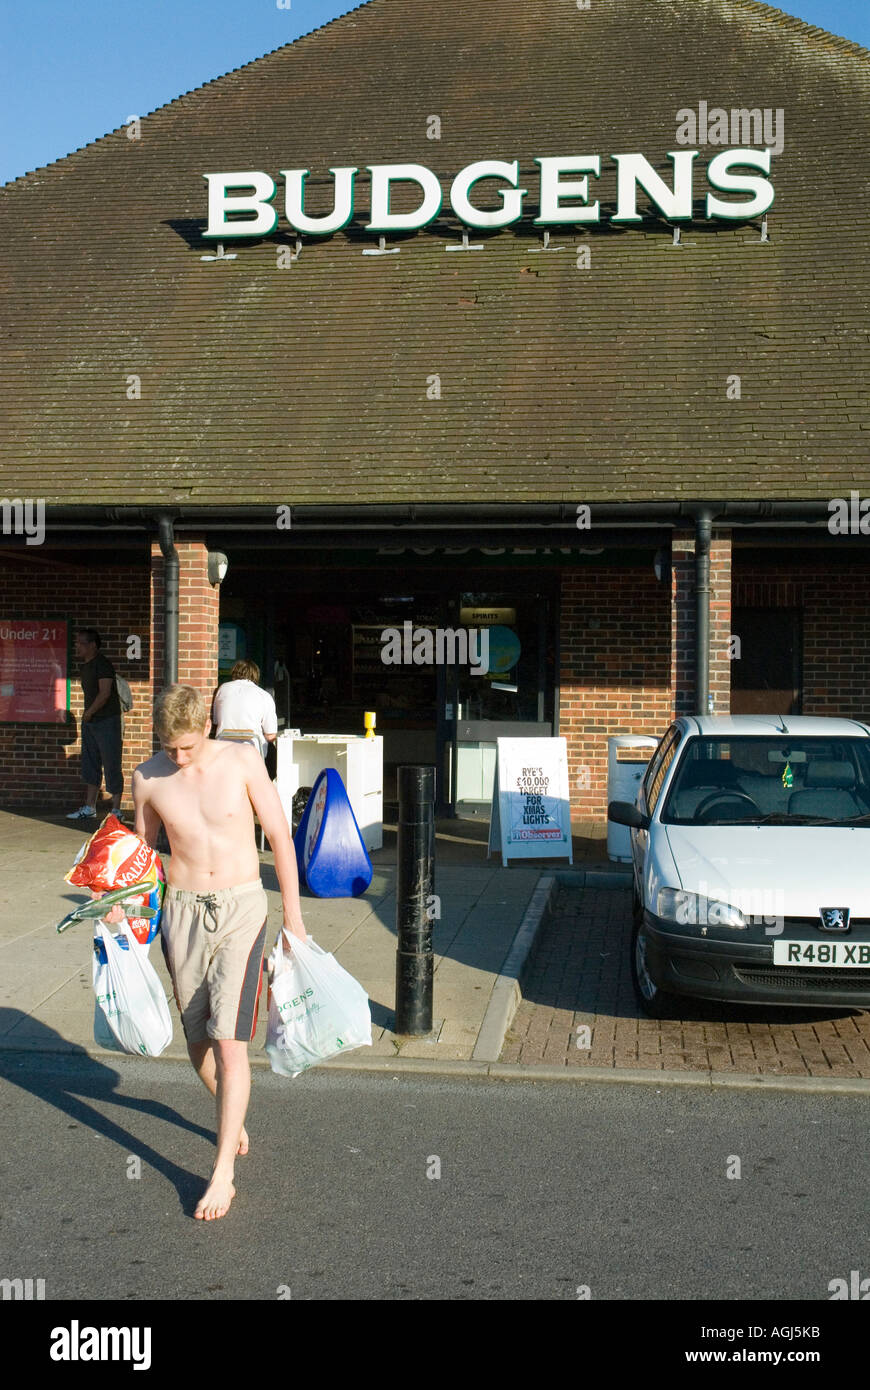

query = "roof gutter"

[{"left": 38, "top": 499, "right": 837, "bottom": 533}]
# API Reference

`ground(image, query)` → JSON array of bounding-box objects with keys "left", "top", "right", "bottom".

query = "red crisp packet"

[{"left": 65, "top": 814, "right": 165, "bottom": 945}]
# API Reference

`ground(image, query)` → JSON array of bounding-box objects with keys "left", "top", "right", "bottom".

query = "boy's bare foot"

[
  {"left": 237, "top": 1127, "right": 249, "bottom": 1156},
  {"left": 194, "top": 1173, "right": 236, "bottom": 1221}
]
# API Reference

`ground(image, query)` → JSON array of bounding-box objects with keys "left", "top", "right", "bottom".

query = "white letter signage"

[
  {"left": 534, "top": 156, "right": 601, "bottom": 223},
  {"left": 705, "top": 148, "right": 774, "bottom": 220},
  {"left": 450, "top": 160, "right": 527, "bottom": 228},
  {"left": 612, "top": 150, "right": 698, "bottom": 222},
  {"left": 366, "top": 163, "right": 443, "bottom": 231},
  {"left": 280, "top": 166, "right": 358, "bottom": 235},
  {"left": 203, "top": 151, "right": 776, "bottom": 238},
  {"left": 203, "top": 171, "right": 278, "bottom": 237}
]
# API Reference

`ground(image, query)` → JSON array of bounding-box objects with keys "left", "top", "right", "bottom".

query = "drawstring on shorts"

[{"left": 197, "top": 893, "right": 220, "bottom": 933}]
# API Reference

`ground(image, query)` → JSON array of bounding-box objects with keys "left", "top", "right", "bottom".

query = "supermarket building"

[{"left": 1, "top": 0, "right": 869, "bottom": 819}]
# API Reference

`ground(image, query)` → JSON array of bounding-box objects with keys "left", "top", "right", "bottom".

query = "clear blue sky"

[{"left": 1, "top": 0, "right": 867, "bottom": 185}]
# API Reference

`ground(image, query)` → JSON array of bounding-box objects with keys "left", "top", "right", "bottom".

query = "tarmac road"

[{"left": 0, "top": 1051, "right": 865, "bottom": 1302}]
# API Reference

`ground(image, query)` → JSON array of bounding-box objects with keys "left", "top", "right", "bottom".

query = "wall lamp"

[
  {"left": 654, "top": 547, "right": 671, "bottom": 584},
  {"left": 208, "top": 551, "right": 229, "bottom": 586}
]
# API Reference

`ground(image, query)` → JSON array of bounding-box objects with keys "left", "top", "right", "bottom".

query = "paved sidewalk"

[
  {"left": 3, "top": 808, "right": 869, "bottom": 1092},
  {"left": 503, "top": 882, "right": 870, "bottom": 1079},
  {"left": 0, "top": 807, "right": 566, "bottom": 1065}
]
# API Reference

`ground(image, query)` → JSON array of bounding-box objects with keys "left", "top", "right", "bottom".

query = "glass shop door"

[{"left": 439, "top": 590, "right": 555, "bottom": 818}]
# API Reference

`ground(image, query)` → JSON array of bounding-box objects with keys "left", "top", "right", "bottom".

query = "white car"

[{"left": 607, "top": 715, "right": 870, "bottom": 1016}]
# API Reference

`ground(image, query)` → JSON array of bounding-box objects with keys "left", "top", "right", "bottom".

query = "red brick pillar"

[
  {"left": 150, "top": 537, "right": 219, "bottom": 745},
  {"left": 559, "top": 563, "right": 672, "bottom": 821},
  {"left": 670, "top": 529, "right": 732, "bottom": 716},
  {"left": 709, "top": 534, "right": 732, "bottom": 715}
]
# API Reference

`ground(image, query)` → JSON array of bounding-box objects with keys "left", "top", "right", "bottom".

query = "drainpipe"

[
  {"left": 695, "top": 508, "right": 713, "bottom": 715},
  {"left": 157, "top": 515, "right": 179, "bottom": 688}
]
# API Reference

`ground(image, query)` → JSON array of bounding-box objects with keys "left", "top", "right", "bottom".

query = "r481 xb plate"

[{"left": 773, "top": 940, "right": 870, "bottom": 967}]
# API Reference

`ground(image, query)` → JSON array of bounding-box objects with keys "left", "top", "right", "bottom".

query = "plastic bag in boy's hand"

[
  {"left": 92, "top": 918, "right": 172, "bottom": 1056},
  {"left": 64, "top": 813, "right": 164, "bottom": 944},
  {"left": 266, "top": 933, "right": 372, "bottom": 1077}
]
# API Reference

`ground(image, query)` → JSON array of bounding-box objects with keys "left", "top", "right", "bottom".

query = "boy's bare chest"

[{"left": 153, "top": 760, "right": 250, "bottom": 824}]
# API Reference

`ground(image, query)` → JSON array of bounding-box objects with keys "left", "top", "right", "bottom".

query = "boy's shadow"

[{"left": 0, "top": 1010, "right": 217, "bottom": 1219}]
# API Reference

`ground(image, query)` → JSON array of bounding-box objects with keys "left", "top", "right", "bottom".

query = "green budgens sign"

[{"left": 203, "top": 150, "right": 775, "bottom": 238}]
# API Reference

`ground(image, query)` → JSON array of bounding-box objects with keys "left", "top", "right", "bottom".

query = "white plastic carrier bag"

[
  {"left": 266, "top": 933, "right": 372, "bottom": 1077},
  {"left": 92, "top": 917, "right": 173, "bottom": 1057}
]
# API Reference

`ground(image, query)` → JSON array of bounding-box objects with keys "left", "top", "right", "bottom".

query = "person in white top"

[{"left": 211, "top": 660, "right": 278, "bottom": 758}]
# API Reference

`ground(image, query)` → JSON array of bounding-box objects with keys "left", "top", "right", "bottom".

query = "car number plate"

[{"left": 773, "top": 940, "right": 870, "bottom": 968}]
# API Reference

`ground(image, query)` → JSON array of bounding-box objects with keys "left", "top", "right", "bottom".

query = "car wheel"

[{"left": 630, "top": 916, "right": 674, "bottom": 1019}]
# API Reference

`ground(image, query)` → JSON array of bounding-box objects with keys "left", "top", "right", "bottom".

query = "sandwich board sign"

[{"left": 487, "top": 738, "right": 573, "bottom": 866}]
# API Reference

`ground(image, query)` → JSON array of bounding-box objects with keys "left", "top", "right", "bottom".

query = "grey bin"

[{"left": 606, "top": 735, "right": 659, "bottom": 862}]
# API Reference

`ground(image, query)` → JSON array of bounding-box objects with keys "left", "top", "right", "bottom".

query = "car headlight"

[{"left": 656, "top": 888, "right": 748, "bottom": 930}]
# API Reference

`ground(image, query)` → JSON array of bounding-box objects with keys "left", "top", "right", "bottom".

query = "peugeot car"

[{"left": 607, "top": 716, "right": 870, "bottom": 1016}]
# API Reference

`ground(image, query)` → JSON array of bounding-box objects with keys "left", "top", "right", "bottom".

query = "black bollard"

[{"left": 395, "top": 765, "right": 435, "bottom": 1035}]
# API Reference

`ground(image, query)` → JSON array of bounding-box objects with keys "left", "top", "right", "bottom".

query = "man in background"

[
  {"left": 67, "top": 627, "right": 123, "bottom": 820},
  {"left": 211, "top": 658, "right": 278, "bottom": 759}
]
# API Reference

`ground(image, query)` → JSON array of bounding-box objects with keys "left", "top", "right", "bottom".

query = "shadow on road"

[{"left": 0, "top": 1011, "right": 217, "bottom": 1218}]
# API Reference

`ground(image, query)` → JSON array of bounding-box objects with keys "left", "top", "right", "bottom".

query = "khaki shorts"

[{"left": 159, "top": 879, "right": 269, "bottom": 1044}]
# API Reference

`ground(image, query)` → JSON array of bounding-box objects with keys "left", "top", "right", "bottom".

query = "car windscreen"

[{"left": 660, "top": 736, "right": 870, "bottom": 825}]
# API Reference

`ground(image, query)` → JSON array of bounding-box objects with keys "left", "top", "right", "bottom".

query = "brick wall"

[
  {"left": 709, "top": 535, "right": 733, "bottom": 715},
  {"left": 0, "top": 554, "right": 152, "bottom": 807},
  {"left": 149, "top": 538, "right": 220, "bottom": 712},
  {"left": 559, "top": 564, "right": 673, "bottom": 818},
  {"left": 671, "top": 529, "right": 732, "bottom": 716},
  {"left": 8, "top": 540, "right": 862, "bottom": 819},
  {"left": 0, "top": 539, "right": 220, "bottom": 808},
  {"left": 734, "top": 558, "right": 870, "bottom": 718},
  {"left": 561, "top": 533, "right": 732, "bottom": 821}
]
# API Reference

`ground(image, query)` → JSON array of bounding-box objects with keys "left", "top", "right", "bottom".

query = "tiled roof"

[{"left": 1, "top": 0, "right": 868, "bottom": 506}]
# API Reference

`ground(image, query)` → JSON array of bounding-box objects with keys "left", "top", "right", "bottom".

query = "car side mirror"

[{"left": 607, "top": 800, "right": 650, "bottom": 830}]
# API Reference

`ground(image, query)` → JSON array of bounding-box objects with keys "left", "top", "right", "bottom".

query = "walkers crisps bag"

[
  {"left": 65, "top": 814, "right": 164, "bottom": 945},
  {"left": 266, "top": 934, "right": 372, "bottom": 1077},
  {"left": 92, "top": 917, "right": 173, "bottom": 1056}
]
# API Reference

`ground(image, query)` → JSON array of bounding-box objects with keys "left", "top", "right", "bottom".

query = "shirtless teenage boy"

[{"left": 131, "top": 684, "right": 306, "bottom": 1221}]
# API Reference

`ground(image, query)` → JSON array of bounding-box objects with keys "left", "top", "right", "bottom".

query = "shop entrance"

[
  {"left": 217, "top": 559, "right": 556, "bottom": 817},
  {"left": 444, "top": 591, "right": 555, "bottom": 818}
]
